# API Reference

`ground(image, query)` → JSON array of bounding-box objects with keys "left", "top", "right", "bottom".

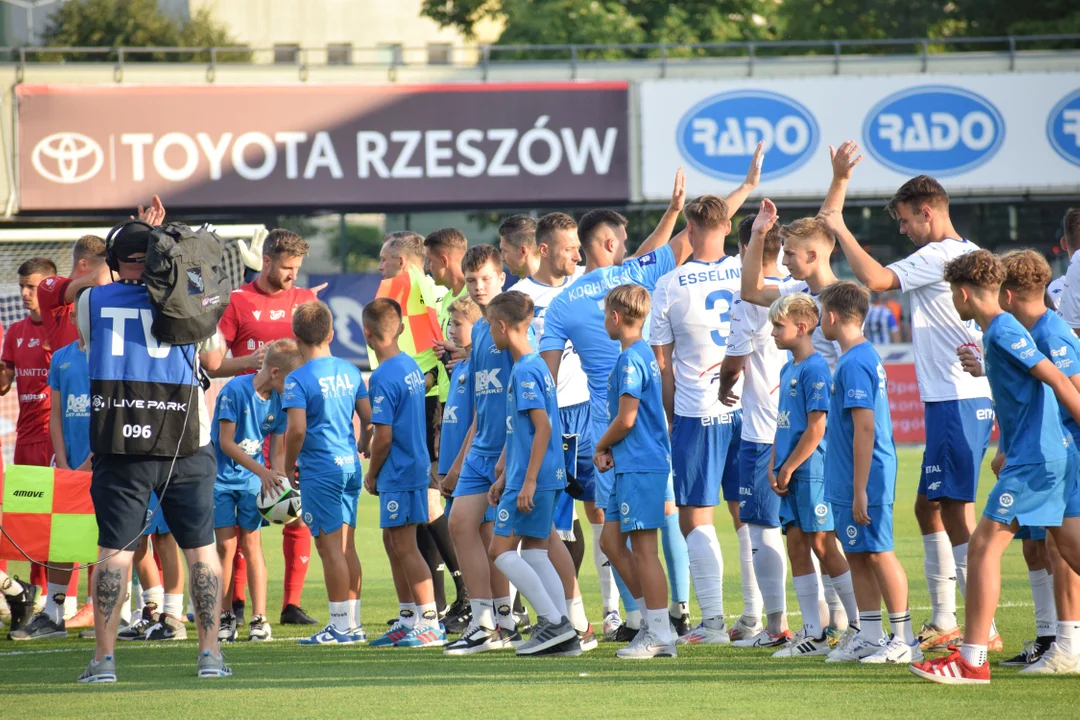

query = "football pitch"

[{"left": 1, "top": 448, "right": 1075, "bottom": 718}]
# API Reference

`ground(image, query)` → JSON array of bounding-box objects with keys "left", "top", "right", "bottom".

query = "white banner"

[{"left": 640, "top": 73, "right": 1080, "bottom": 200}]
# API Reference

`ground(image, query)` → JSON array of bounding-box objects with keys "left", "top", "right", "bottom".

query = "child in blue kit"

[
  {"left": 363, "top": 298, "right": 447, "bottom": 649},
  {"left": 484, "top": 291, "right": 579, "bottom": 657},
  {"left": 767, "top": 293, "right": 859, "bottom": 659},
  {"left": 594, "top": 284, "right": 675, "bottom": 660},
  {"left": 818, "top": 282, "right": 918, "bottom": 665},
  {"left": 913, "top": 250, "right": 1080, "bottom": 684},
  {"left": 211, "top": 338, "right": 303, "bottom": 642},
  {"left": 283, "top": 301, "right": 372, "bottom": 646}
]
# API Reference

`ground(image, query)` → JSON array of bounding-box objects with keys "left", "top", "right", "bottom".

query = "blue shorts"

[
  {"left": 671, "top": 412, "right": 740, "bottom": 507},
  {"left": 213, "top": 486, "right": 264, "bottom": 532},
  {"left": 738, "top": 441, "right": 779, "bottom": 527},
  {"left": 380, "top": 489, "right": 429, "bottom": 529},
  {"left": 561, "top": 401, "right": 596, "bottom": 503},
  {"left": 1066, "top": 459, "right": 1080, "bottom": 519},
  {"left": 454, "top": 452, "right": 498, "bottom": 498},
  {"left": 494, "top": 488, "right": 560, "bottom": 539},
  {"left": 919, "top": 398, "right": 994, "bottom": 502},
  {"left": 779, "top": 476, "right": 833, "bottom": 534},
  {"left": 554, "top": 491, "right": 575, "bottom": 534},
  {"left": 1015, "top": 526, "right": 1047, "bottom": 541},
  {"left": 984, "top": 454, "right": 1076, "bottom": 528},
  {"left": 144, "top": 492, "right": 172, "bottom": 536},
  {"left": 608, "top": 472, "right": 668, "bottom": 532},
  {"left": 834, "top": 503, "right": 894, "bottom": 553},
  {"left": 301, "top": 472, "right": 360, "bottom": 537}
]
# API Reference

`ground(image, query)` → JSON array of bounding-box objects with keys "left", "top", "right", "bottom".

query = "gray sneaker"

[
  {"left": 118, "top": 606, "right": 158, "bottom": 641},
  {"left": 197, "top": 649, "right": 232, "bottom": 679},
  {"left": 144, "top": 614, "right": 187, "bottom": 641},
  {"left": 615, "top": 628, "right": 678, "bottom": 659},
  {"left": 218, "top": 611, "right": 238, "bottom": 643},
  {"left": 78, "top": 654, "right": 117, "bottom": 684},
  {"left": 515, "top": 616, "right": 577, "bottom": 656},
  {"left": 9, "top": 612, "right": 67, "bottom": 641}
]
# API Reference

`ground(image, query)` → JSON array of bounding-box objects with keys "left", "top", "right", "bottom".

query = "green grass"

[{"left": 1, "top": 448, "right": 1074, "bottom": 718}]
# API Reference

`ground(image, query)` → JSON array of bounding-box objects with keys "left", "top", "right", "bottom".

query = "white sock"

[
  {"left": 686, "top": 525, "right": 724, "bottom": 622},
  {"left": 0, "top": 572, "right": 25, "bottom": 597},
  {"left": 349, "top": 598, "right": 363, "bottom": 629},
  {"left": 470, "top": 598, "right": 495, "bottom": 630},
  {"left": 494, "top": 553, "right": 561, "bottom": 623},
  {"left": 521, "top": 549, "right": 568, "bottom": 618},
  {"left": 952, "top": 543, "right": 968, "bottom": 598},
  {"left": 750, "top": 525, "right": 787, "bottom": 621},
  {"left": 736, "top": 524, "right": 762, "bottom": 623},
  {"left": 568, "top": 595, "right": 589, "bottom": 633},
  {"left": 143, "top": 585, "right": 164, "bottom": 612},
  {"left": 922, "top": 531, "right": 957, "bottom": 629},
  {"left": 400, "top": 602, "right": 417, "bottom": 628},
  {"left": 827, "top": 571, "right": 859, "bottom": 630},
  {"left": 592, "top": 524, "right": 618, "bottom": 613},
  {"left": 163, "top": 593, "right": 183, "bottom": 618},
  {"left": 889, "top": 610, "right": 914, "bottom": 645},
  {"left": 45, "top": 583, "right": 67, "bottom": 624},
  {"left": 1029, "top": 569, "right": 1056, "bottom": 637},
  {"left": 1057, "top": 620, "right": 1080, "bottom": 655},
  {"left": 494, "top": 595, "right": 516, "bottom": 630},
  {"left": 960, "top": 642, "right": 987, "bottom": 667},
  {"left": 328, "top": 601, "right": 350, "bottom": 633},
  {"left": 646, "top": 607, "right": 673, "bottom": 644},
  {"left": 417, "top": 602, "right": 439, "bottom": 629},
  {"left": 627, "top": 599, "right": 644, "bottom": 630},
  {"left": 793, "top": 574, "right": 822, "bottom": 639},
  {"left": 822, "top": 574, "right": 846, "bottom": 628},
  {"left": 811, "top": 554, "right": 829, "bottom": 628},
  {"left": 64, "top": 595, "right": 78, "bottom": 619},
  {"left": 859, "top": 611, "right": 884, "bottom": 644}
]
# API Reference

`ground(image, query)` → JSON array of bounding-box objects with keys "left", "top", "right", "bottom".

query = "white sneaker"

[
  {"left": 826, "top": 634, "right": 881, "bottom": 662},
  {"left": 727, "top": 617, "right": 763, "bottom": 642},
  {"left": 826, "top": 627, "right": 859, "bottom": 660},
  {"left": 772, "top": 629, "right": 830, "bottom": 658},
  {"left": 1020, "top": 642, "right": 1080, "bottom": 675},
  {"left": 860, "top": 634, "right": 923, "bottom": 664},
  {"left": 676, "top": 621, "right": 731, "bottom": 646},
  {"left": 602, "top": 611, "right": 623, "bottom": 638},
  {"left": 733, "top": 628, "right": 793, "bottom": 648},
  {"left": 615, "top": 628, "right": 677, "bottom": 659}
]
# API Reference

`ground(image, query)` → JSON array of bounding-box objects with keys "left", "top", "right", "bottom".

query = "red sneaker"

[{"left": 909, "top": 646, "right": 991, "bottom": 685}]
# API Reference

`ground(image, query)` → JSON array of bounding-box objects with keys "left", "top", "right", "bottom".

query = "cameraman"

[{"left": 74, "top": 222, "right": 230, "bottom": 683}]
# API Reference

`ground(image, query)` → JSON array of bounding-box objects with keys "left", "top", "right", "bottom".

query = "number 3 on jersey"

[{"left": 705, "top": 289, "right": 733, "bottom": 346}]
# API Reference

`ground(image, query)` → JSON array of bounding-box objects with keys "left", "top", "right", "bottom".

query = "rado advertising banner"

[{"left": 17, "top": 82, "right": 629, "bottom": 211}]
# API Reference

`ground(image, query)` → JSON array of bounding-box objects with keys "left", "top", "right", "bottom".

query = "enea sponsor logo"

[
  {"left": 1047, "top": 88, "right": 1080, "bottom": 168},
  {"left": 677, "top": 90, "right": 819, "bottom": 181},
  {"left": 863, "top": 85, "right": 1005, "bottom": 177}
]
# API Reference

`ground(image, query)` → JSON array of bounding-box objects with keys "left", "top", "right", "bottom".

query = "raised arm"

[
  {"left": 723, "top": 141, "right": 764, "bottom": 219},
  {"left": 64, "top": 262, "right": 112, "bottom": 304},
  {"left": 740, "top": 199, "right": 782, "bottom": 308},
  {"left": 632, "top": 168, "right": 685, "bottom": 260}
]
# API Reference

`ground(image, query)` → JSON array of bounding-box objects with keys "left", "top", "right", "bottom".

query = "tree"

[{"left": 42, "top": 0, "right": 249, "bottom": 61}]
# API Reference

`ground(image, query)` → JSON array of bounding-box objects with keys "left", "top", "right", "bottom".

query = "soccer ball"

[{"left": 257, "top": 484, "right": 302, "bottom": 525}]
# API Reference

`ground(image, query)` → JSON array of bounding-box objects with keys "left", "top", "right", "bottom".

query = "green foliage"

[{"left": 41, "top": 0, "right": 250, "bottom": 61}]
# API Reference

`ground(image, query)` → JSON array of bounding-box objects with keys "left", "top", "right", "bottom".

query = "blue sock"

[
  {"left": 613, "top": 567, "right": 638, "bottom": 612},
  {"left": 662, "top": 512, "right": 690, "bottom": 604}
]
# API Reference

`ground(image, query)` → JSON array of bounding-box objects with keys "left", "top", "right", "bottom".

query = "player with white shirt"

[
  {"left": 821, "top": 141, "right": 996, "bottom": 652},
  {"left": 650, "top": 194, "right": 746, "bottom": 645},
  {"left": 719, "top": 215, "right": 793, "bottom": 646},
  {"left": 1052, "top": 209, "right": 1080, "bottom": 318}
]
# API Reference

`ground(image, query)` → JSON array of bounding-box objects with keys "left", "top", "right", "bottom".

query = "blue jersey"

[
  {"left": 282, "top": 356, "right": 368, "bottom": 479},
  {"left": 211, "top": 375, "right": 286, "bottom": 491},
  {"left": 1030, "top": 309, "right": 1080, "bottom": 445},
  {"left": 438, "top": 358, "right": 473, "bottom": 475},
  {"left": 984, "top": 312, "right": 1071, "bottom": 464},
  {"left": 467, "top": 318, "right": 535, "bottom": 457},
  {"left": 774, "top": 352, "right": 831, "bottom": 479},
  {"left": 540, "top": 246, "right": 676, "bottom": 425},
  {"left": 607, "top": 340, "right": 672, "bottom": 474},
  {"left": 48, "top": 341, "right": 91, "bottom": 468},
  {"left": 825, "top": 341, "right": 897, "bottom": 507},
  {"left": 369, "top": 353, "right": 430, "bottom": 492},
  {"left": 506, "top": 353, "right": 565, "bottom": 492}
]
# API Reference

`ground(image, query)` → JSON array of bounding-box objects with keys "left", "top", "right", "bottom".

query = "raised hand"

[
  {"left": 135, "top": 195, "right": 166, "bottom": 226},
  {"left": 817, "top": 207, "right": 848, "bottom": 236},
  {"left": 751, "top": 198, "right": 778, "bottom": 234},
  {"left": 829, "top": 141, "right": 862, "bottom": 181},
  {"left": 744, "top": 141, "right": 765, "bottom": 188},
  {"left": 669, "top": 167, "right": 686, "bottom": 213}
]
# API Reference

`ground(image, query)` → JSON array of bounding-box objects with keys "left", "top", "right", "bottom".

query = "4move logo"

[
  {"left": 677, "top": 90, "right": 819, "bottom": 181},
  {"left": 863, "top": 85, "right": 1005, "bottom": 176},
  {"left": 1047, "top": 87, "right": 1080, "bottom": 168}
]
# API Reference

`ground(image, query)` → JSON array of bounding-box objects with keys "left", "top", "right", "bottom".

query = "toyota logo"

[{"left": 32, "top": 132, "right": 103, "bottom": 184}]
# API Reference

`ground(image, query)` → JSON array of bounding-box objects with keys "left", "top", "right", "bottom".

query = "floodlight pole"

[{"left": 0, "top": 0, "right": 65, "bottom": 45}]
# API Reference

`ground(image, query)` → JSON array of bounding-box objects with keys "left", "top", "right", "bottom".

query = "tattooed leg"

[
  {"left": 91, "top": 549, "right": 134, "bottom": 661},
  {"left": 185, "top": 546, "right": 223, "bottom": 653}
]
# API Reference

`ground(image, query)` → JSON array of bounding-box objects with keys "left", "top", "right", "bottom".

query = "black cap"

[{"left": 112, "top": 223, "right": 152, "bottom": 263}]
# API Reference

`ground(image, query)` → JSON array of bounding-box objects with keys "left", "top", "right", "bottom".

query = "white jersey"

[
  {"left": 777, "top": 279, "right": 842, "bottom": 370},
  {"left": 1054, "top": 249, "right": 1080, "bottom": 324},
  {"left": 886, "top": 238, "right": 992, "bottom": 402},
  {"left": 510, "top": 268, "right": 590, "bottom": 408},
  {"left": 1049, "top": 275, "right": 1066, "bottom": 312},
  {"left": 649, "top": 257, "right": 744, "bottom": 418},
  {"left": 726, "top": 284, "right": 788, "bottom": 444}
]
